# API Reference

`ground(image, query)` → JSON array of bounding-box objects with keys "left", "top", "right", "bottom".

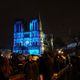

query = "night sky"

[{"left": 0, "top": 0, "right": 80, "bottom": 48}]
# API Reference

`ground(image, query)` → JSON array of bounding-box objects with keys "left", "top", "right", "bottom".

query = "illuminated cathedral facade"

[{"left": 13, "top": 18, "right": 43, "bottom": 55}]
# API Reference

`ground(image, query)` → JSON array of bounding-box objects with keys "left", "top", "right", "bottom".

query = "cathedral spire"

[
  {"left": 39, "top": 14, "right": 44, "bottom": 54},
  {"left": 39, "top": 14, "right": 42, "bottom": 31}
]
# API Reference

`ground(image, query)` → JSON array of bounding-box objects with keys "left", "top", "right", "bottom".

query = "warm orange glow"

[
  {"left": 53, "top": 73, "right": 58, "bottom": 79},
  {"left": 32, "top": 56, "right": 39, "bottom": 61},
  {"left": 61, "top": 55, "right": 66, "bottom": 60}
]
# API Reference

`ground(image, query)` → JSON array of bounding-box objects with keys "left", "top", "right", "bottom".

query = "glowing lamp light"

[
  {"left": 58, "top": 50, "right": 62, "bottom": 53},
  {"left": 57, "top": 49, "right": 64, "bottom": 54}
]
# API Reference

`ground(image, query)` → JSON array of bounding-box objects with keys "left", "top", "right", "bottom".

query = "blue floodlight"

[{"left": 29, "top": 49, "right": 39, "bottom": 55}]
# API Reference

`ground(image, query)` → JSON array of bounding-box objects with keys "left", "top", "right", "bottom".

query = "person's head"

[{"left": 29, "top": 55, "right": 33, "bottom": 61}]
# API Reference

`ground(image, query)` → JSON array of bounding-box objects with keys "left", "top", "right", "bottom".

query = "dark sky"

[{"left": 0, "top": 0, "right": 80, "bottom": 48}]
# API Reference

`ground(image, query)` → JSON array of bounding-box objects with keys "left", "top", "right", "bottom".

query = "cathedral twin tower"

[{"left": 13, "top": 17, "right": 43, "bottom": 55}]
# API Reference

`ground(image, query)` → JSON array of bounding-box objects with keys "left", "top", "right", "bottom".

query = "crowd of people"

[{"left": 0, "top": 50, "right": 70, "bottom": 80}]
